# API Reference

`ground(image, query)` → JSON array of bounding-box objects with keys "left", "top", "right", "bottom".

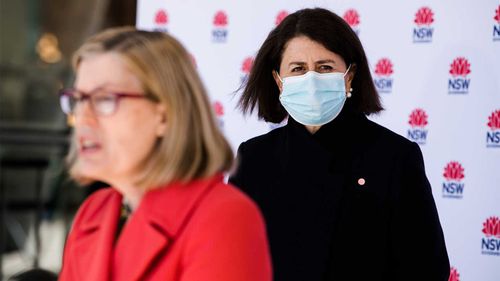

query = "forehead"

[
  {"left": 75, "top": 53, "right": 142, "bottom": 91},
  {"left": 280, "top": 36, "right": 345, "bottom": 65}
]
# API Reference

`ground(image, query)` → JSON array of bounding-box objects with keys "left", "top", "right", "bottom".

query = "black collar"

[{"left": 285, "top": 109, "right": 367, "bottom": 143}]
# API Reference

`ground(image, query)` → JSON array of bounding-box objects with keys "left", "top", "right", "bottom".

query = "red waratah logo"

[
  {"left": 375, "top": 58, "right": 393, "bottom": 77},
  {"left": 408, "top": 109, "right": 428, "bottom": 128},
  {"left": 448, "top": 267, "right": 460, "bottom": 281},
  {"left": 213, "top": 101, "right": 224, "bottom": 117},
  {"left": 213, "top": 11, "right": 228, "bottom": 27},
  {"left": 443, "top": 162, "right": 464, "bottom": 181},
  {"left": 155, "top": 10, "right": 168, "bottom": 25},
  {"left": 449, "top": 57, "right": 471, "bottom": 77},
  {"left": 482, "top": 217, "right": 500, "bottom": 238},
  {"left": 415, "top": 7, "right": 434, "bottom": 26},
  {"left": 343, "top": 9, "right": 360, "bottom": 27},
  {"left": 488, "top": 110, "right": 500, "bottom": 130},
  {"left": 275, "top": 10, "right": 288, "bottom": 26},
  {"left": 241, "top": 57, "right": 254, "bottom": 74},
  {"left": 495, "top": 5, "right": 500, "bottom": 23}
]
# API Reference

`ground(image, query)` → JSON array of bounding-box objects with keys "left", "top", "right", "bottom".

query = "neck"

[
  {"left": 111, "top": 182, "right": 145, "bottom": 211},
  {"left": 305, "top": 125, "right": 322, "bottom": 134}
]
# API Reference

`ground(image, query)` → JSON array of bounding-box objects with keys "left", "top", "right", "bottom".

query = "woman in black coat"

[{"left": 229, "top": 8, "right": 450, "bottom": 281}]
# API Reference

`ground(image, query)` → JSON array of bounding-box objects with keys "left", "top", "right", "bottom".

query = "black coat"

[{"left": 229, "top": 110, "right": 450, "bottom": 281}]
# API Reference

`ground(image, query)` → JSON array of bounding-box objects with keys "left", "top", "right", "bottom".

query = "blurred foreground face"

[{"left": 72, "top": 53, "right": 164, "bottom": 185}]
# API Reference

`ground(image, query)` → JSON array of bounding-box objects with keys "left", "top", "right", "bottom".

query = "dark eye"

[
  {"left": 93, "top": 94, "right": 116, "bottom": 115},
  {"left": 94, "top": 94, "right": 115, "bottom": 104},
  {"left": 291, "top": 66, "right": 305, "bottom": 72},
  {"left": 318, "top": 65, "right": 333, "bottom": 72}
]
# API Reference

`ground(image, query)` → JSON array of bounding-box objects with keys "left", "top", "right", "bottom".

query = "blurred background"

[{"left": 0, "top": 0, "right": 136, "bottom": 279}]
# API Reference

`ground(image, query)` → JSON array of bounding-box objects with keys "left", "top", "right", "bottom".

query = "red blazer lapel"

[
  {"left": 70, "top": 190, "right": 122, "bottom": 281},
  {"left": 112, "top": 210, "right": 171, "bottom": 281},
  {"left": 112, "top": 174, "right": 223, "bottom": 281}
]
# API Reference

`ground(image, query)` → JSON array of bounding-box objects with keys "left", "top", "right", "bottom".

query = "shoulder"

[
  {"left": 355, "top": 118, "right": 426, "bottom": 173},
  {"left": 230, "top": 129, "right": 286, "bottom": 188},
  {"left": 198, "top": 182, "right": 264, "bottom": 223},
  {"left": 181, "top": 180, "right": 272, "bottom": 281},
  {"left": 185, "top": 180, "right": 267, "bottom": 238},
  {"left": 365, "top": 118, "right": 411, "bottom": 145},
  {"left": 365, "top": 118, "right": 418, "bottom": 153},
  {"left": 183, "top": 180, "right": 268, "bottom": 255},
  {"left": 363, "top": 119, "right": 427, "bottom": 178},
  {"left": 238, "top": 126, "right": 286, "bottom": 153}
]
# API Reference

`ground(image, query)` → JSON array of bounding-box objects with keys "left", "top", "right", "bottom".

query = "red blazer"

[{"left": 59, "top": 174, "right": 272, "bottom": 281}]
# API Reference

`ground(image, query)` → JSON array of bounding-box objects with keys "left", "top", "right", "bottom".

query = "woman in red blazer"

[{"left": 58, "top": 27, "right": 272, "bottom": 281}]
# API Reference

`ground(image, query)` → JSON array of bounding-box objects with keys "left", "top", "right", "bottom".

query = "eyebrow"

[
  {"left": 288, "top": 59, "right": 337, "bottom": 66},
  {"left": 74, "top": 84, "right": 112, "bottom": 94},
  {"left": 288, "top": 61, "right": 306, "bottom": 66},
  {"left": 94, "top": 83, "right": 122, "bottom": 92},
  {"left": 315, "top": 59, "right": 337, "bottom": 65}
]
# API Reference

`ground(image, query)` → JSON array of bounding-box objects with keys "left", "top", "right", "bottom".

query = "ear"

[
  {"left": 155, "top": 104, "right": 167, "bottom": 137},
  {"left": 272, "top": 70, "right": 283, "bottom": 92},
  {"left": 345, "top": 63, "right": 357, "bottom": 90}
]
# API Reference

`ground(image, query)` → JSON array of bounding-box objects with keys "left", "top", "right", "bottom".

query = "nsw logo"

[
  {"left": 275, "top": 10, "right": 289, "bottom": 26},
  {"left": 213, "top": 101, "right": 225, "bottom": 129},
  {"left": 373, "top": 58, "right": 394, "bottom": 93},
  {"left": 240, "top": 56, "right": 254, "bottom": 84},
  {"left": 486, "top": 109, "right": 500, "bottom": 147},
  {"left": 212, "top": 10, "right": 228, "bottom": 43},
  {"left": 448, "top": 267, "right": 460, "bottom": 281},
  {"left": 448, "top": 57, "right": 471, "bottom": 94},
  {"left": 153, "top": 9, "right": 168, "bottom": 33},
  {"left": 442, "top": 161, "right": 465, "bottom": 199},
  {"left": 481, "top": 216, "right": 500, "bottom": 255},
  {"left": 343, "top": 9, "right": 360, "bottom": 35},
  {"left": 413, "top": 7, "right": 434, "bottom": 43},
  {"left": 494, "top": 5, "right": 500, "bottom": 41},
  {"left": 407, "top": 109, "right": 428, "bottom": 144}
]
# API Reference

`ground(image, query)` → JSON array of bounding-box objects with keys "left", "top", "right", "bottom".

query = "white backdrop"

[{"left": 137, "top": 1, "right": 500, "bottom": 280}]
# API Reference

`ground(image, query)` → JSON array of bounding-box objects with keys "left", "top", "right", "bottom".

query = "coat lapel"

[
  {"left": 282, "top": 115, "right": 373, "bottom": 278},
  {"left": 70, "top": 190, "right": 122, "bottom": 281},
  {"left": 284, "top": 118, "right": 347, "bottom": 219},
  {"left": 112, "top": 175, "right": 222, "bottom": 281},
  {"left": 112, "top": 213, "right": 170, "bottom": 281},
  {"left": 276, "top": 119, "right": 348, "bottom": 278}
]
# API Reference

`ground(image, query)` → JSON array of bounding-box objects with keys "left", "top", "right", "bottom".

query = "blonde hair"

[{"left": 67, "top": 27, "right": 233, "bottom": 189}]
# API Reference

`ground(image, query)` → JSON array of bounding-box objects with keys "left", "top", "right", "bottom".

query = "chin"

[{"left": 76, "top": 162, "right": 108, "bottom": 182}]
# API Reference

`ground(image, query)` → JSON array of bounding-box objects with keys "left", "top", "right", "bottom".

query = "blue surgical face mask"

[{"left": 277, "top": 65, "right": 351, "bottom": 126}]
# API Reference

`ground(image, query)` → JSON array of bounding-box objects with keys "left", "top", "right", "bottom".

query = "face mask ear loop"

[
  {"left": 343, "top": 64, "right": 353, "bottom": 98},
  {"left": 275, "top": 70, "right": 284, "bottom": 83},
  {"left": 343, "top": 64, "right": 352, "bottom": 78}
]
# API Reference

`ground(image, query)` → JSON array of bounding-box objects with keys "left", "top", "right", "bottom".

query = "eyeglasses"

[{"left": 59, "top": 88, "right": 151, "bottom": 117}]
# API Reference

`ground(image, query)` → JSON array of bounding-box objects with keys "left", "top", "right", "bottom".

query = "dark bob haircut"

[{"left": 239, "top": 8, "right": 383, "bottom": 123}]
